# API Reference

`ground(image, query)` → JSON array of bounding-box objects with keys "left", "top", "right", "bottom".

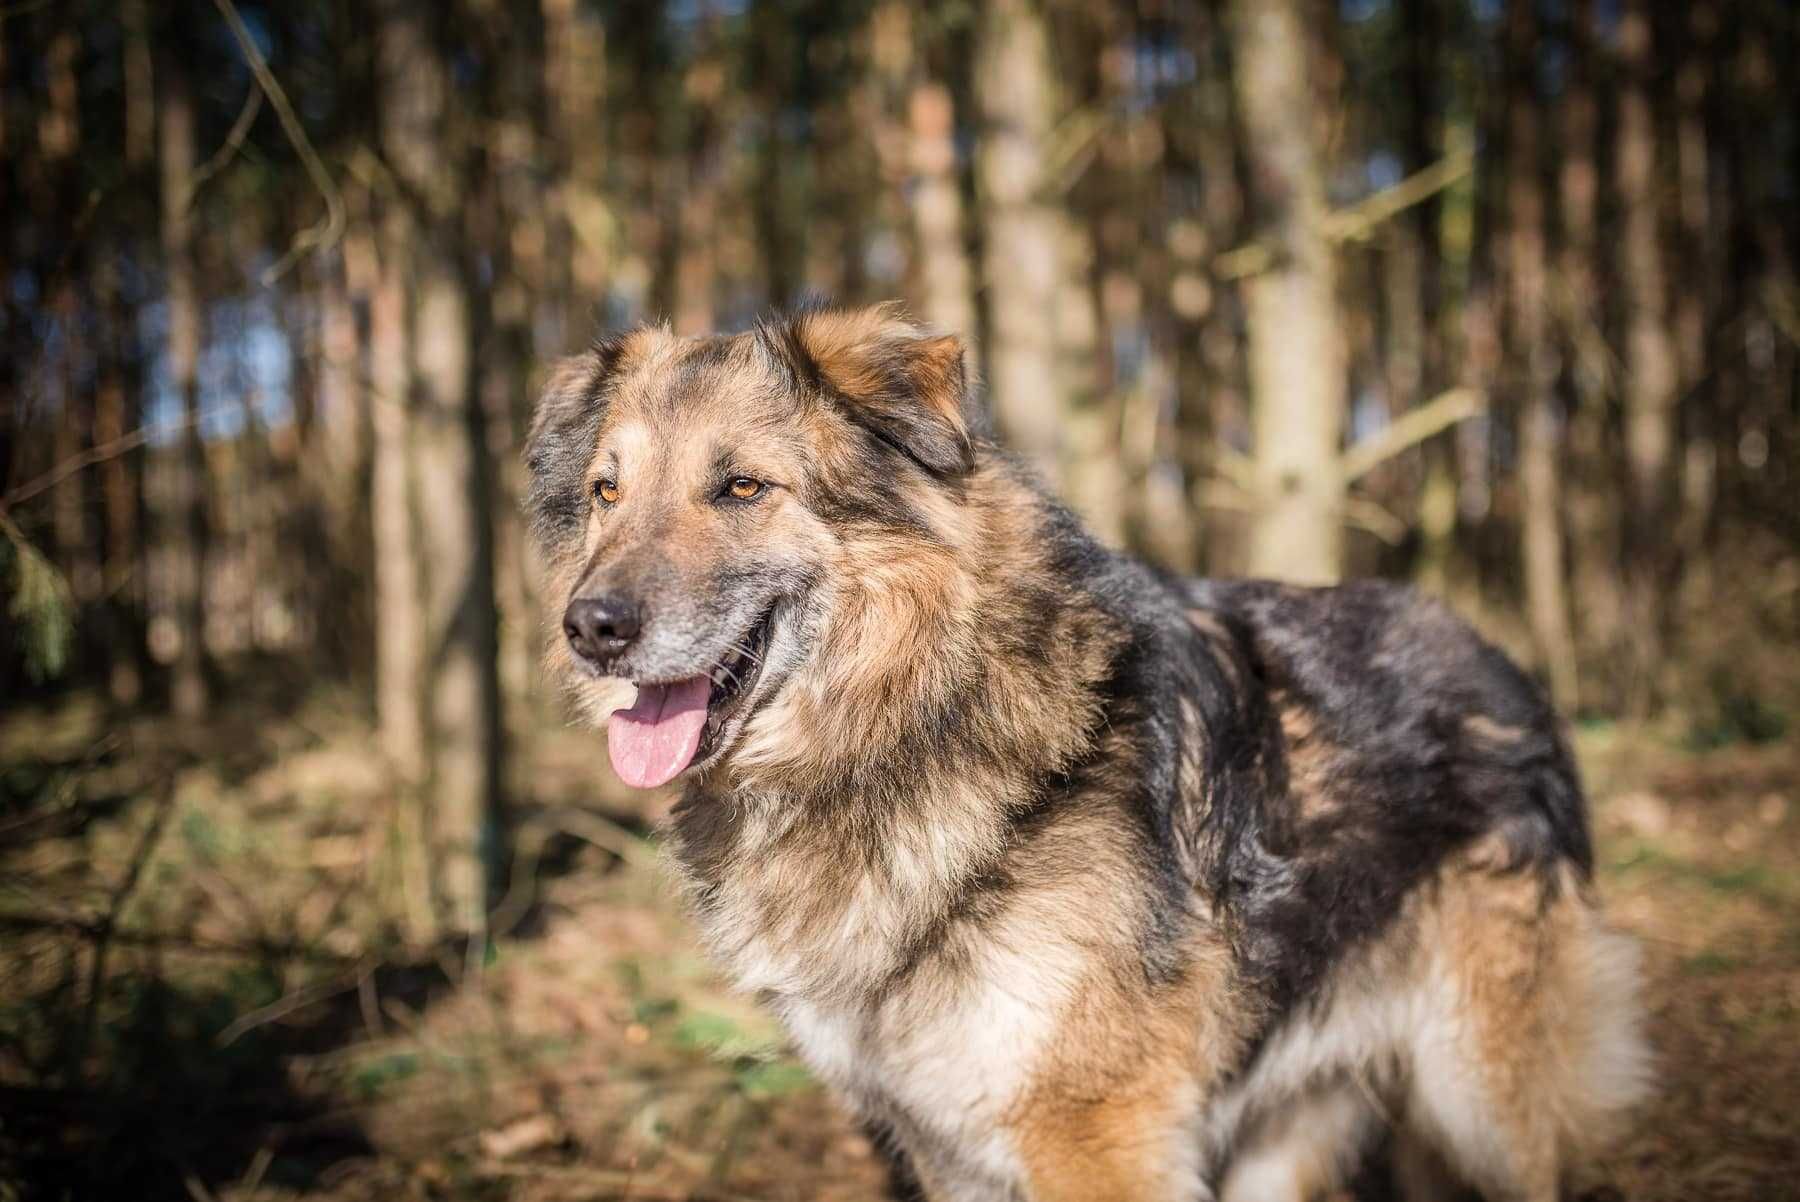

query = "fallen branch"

[{"left": 1340, "top": 387, "right": 1485, "bottom": 484}]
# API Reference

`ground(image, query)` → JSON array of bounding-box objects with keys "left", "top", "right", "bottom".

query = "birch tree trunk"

[
  {"left": 975, "top": 0, "right": 1063, "bottom": 483},
  {"left": 1229, "top": 0, "right": 1345, "bottom": 584}
]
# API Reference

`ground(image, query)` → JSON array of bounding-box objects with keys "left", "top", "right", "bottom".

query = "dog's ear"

[
  {"left": 764, "top": 305, "right": 975, "bottom": 476},
  {"left": 524, "top": 334, "right": 634, "bottom": 545}
]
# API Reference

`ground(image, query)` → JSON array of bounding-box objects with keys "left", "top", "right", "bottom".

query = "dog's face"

[{"left": 525, "top": 306, "right": 974, "bottom": 789}]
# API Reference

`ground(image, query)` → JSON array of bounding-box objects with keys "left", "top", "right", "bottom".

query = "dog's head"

[{"left": 526, "top": 304, "right": 976, "bottom": 789}]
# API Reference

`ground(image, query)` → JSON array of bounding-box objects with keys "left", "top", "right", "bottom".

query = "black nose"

[{"left": 563, "top": 596, "right": 642, "bottom": 667}]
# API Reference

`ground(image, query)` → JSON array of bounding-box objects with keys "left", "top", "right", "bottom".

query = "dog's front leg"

[{"left": 1008, "top": 1087, "right": 1209, "bottom": 1202}]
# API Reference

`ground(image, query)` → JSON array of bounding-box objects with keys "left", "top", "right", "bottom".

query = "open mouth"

[
  {"left": 605, "top": 606, "right": 776, "bottom": 789},
  {"left": 698, "top": 605, "right": 775, "bottom": 757}
]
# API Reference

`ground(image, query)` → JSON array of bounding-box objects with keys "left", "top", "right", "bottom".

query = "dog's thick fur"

[{"left": 526, "top": 305, "right": 1650, "bottom": 1201}]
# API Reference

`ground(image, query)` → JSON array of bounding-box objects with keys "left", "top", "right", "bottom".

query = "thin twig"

[
  {"left": 183, "top": 83, "right": 264, "bottom": 209},
  {"left": 0, "top": 403, "right": 247, "bottom": 513},
  {"left": 211, "top": 0, "right": 344, "bottom": 284}
]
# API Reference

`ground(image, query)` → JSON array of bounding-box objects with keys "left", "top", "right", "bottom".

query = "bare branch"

[
  {"left": 1343, "top": 497, "right": 1408, "bottom": 545},
  {"left": 1321, "top": 139, "right": 1476, "bottom": 246},
  {"left": 1215, "top": 139, "right": 1476, "bottom": 281},
  {"left": 1340, "top": 387, "right": 1485, "bottom": 484}
]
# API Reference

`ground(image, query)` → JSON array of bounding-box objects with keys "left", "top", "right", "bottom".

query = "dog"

[{"left": 525, "top": 303, "right": 1650, "bottom": 1201}]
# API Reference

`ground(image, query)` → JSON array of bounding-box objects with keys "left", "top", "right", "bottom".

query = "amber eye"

[
  {"left": 593, "top": 478, "right": 620, "bottom": 506},
  {"left": 725, "top": 477, "right": 763, "bottom": 501}
]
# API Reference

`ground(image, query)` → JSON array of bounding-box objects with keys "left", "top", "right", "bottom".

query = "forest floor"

[{"left": 0, "top": 674, "right": 1796, "bottom": 1201}]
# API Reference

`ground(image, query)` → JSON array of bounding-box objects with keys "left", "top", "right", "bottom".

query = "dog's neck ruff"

[{"left": 668, "top": 463, "right": 1126, "bottom": 1004}]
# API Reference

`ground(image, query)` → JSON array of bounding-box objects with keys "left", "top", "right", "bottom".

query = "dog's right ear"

[{"left": 524, "top": 335, "right": 631, "bottom": 546}]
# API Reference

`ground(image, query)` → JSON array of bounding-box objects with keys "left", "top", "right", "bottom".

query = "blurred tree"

[
  {"left": 1557, "top": 0, "right": 1622, "bottom": 709},
  {"left": 976, "top": 0, "right": 1064, "bottom": 485},
  {"left": 1, "top": 0, "right": 1798, "bottom": 836},
  {"left": 1503, "top": 0, "right": 1576, "bottom": 709},
  {"left": 905, "top": 52, "right": 975, "bottom": 337},
  {"left": 376, "top": 0, "right": 502, "bottom": 944},
  {"left": 1228, "top": 0, "right": 1345, "bottom": 584},
  {"left": 1615, "top": 0, "right": 1678, "bottom": 712}
]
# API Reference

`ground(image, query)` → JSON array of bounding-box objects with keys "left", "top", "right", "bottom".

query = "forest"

[{"left": 0, "top": 0, "right": 1796, "bottom": 1198}]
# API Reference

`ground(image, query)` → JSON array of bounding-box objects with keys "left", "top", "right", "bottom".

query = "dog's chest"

[{"left": 774, "top": 977, "right": 1052, "bottom": 1186}]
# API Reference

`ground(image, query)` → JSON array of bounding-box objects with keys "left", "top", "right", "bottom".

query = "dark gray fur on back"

[{"left": 1062, "top": 519, "right": 1592, "bottom": 1023}]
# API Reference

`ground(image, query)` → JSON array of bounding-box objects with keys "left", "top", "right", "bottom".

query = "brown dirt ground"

[{"left": 0, "top": 690, "right": 1794, "bottom": 1201}]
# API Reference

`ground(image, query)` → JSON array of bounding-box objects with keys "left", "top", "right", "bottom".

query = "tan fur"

[{"left": 1401, "top": 840, "right": 1650, "bottom": 1201}]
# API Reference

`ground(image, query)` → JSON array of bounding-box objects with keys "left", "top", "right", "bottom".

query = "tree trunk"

[
  {"left": 1229, "top": 0, "right": 1345, "bottom": 584},
  {"left": 674, "top": 12, "right": 722, "bottom": 335},
  {"left": 907, "top": 80, "right": 976, "bottom": 337},
  {"left": 541, "top": 0, "right": 607, "bottom": 347},
  {"left": 157, "top": 47, "right": 209, "bottom": 719},
  {"left": 1396, "top": 0, "right": 1459, "bottom": 598},
  {"left": 1503, "top": 0, "right": 1577, "bottom": 709},
  {"left": 1615, "top": 0, "right": 1679, "bottom": 710},
  {"left": 975, "top": 0, "right": 1064, "bottom": 483},
  {"left": 1673, "top": 1, "right": 1718, "bottom": 590},
  {"left": 1557, "top": 0, "right": 1621, "bottom": 708},
  {"left": 377, "top": 0, "right": 502, "bottom": 946}
]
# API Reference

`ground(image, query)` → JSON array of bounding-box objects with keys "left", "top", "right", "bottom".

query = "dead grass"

[{"left": 0, "top": 690, "right": 1794, "bottom": 1200}]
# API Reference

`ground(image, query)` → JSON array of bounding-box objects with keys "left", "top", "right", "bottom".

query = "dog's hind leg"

[
  {"left": 1218, "top": 1082, "right": 1381, "bottom": 1202},
  {"left": 1404, "top": 842, "right": 1650, "bottom": 1202}
]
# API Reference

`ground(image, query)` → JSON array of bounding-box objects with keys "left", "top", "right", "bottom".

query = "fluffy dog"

[{"left": 525, "top": 304, "right": 1649, "bottom": 1201}]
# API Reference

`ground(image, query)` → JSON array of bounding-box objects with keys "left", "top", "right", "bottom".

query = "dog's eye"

[
  {"left": 724, "top": 477, "right": 763, "bottom": 502},
  {"left": 593, "top": 478, "right": 620, "bottom": 506}
]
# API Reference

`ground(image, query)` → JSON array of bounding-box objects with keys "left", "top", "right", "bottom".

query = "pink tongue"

[{"left": 607, "top": 676, "right": 713, "bottom": 789}]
